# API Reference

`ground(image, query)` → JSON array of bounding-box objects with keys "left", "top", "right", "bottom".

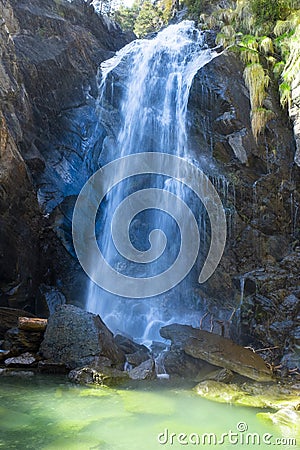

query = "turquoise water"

[{"left": 0, "top": 375, "right": 298, "bottom": 450}]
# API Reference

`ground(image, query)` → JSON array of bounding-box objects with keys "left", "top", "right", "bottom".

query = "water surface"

[{"left": 0, "top": 375, "right": 295, "bottom": 449}]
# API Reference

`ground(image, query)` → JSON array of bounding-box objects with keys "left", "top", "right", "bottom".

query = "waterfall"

[{"left": 85, "top": 21, "right": 219, "bottom": 345}]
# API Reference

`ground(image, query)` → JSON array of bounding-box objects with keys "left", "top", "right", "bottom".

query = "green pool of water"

[{"left": 0, "top": 374, "right": 298, "bottom": 449}]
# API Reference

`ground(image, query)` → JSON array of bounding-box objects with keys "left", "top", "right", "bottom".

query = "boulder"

[
  {"left": 40, "top": 305, "right": 125, "bottom": 369},
  {"left": 68, "top": 366, "right": 129, "bottom": 386},
  {"left": 4, "top": 352, "right": 37, "bottom": 367},
  {"left": 160, "top": 324, "right": 273, "bottom": 382},
  {"left": 128, "top": 359, "right": 156, "bottom": 381},
  {"left": 195, "top": 380, "right": 300, "bottom": 409}
]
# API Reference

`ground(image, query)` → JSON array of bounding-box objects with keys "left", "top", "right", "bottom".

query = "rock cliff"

[{"left": 0, "top": 0, "right": 134, "bottom": 310}]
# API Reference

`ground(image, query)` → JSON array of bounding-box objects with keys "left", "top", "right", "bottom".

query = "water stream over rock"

[{"left": 85, "top": 21, "right": 221, "bottom": 344}]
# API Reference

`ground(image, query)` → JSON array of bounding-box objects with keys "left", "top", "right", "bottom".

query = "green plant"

[
  {"left": 259, "top": 37, "right": 274, "bottom": 55},
  {"left": 250, "top": 0, "right": 290, "bottom": 26},
  {"left": 279, "top": 81, "right": 292, "bottom": 107},
  {"left": 243, "top": 63, "right": 270, "bottom": 109},
  {"left": 251, "top": 108, "right": 275, "bottom": 140},
  {"left": 134, "top": 1, "right": 163, "bottom": 37}
]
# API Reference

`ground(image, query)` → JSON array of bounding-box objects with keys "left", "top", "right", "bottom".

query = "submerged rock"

[
  {"left": 257, "top": 407, "right": 300, "bottom": 438},
  {"left": 68, "top": 366, "right": 129, "bottom": 386},
  {"left": 160, "top": 324, "right": 273, "bottom": 382},
  {"left": 40, "top": 305, "right": 125, "bottom": 369},
  {"left": 128, "top": 359, "right": 156, "bottom": 381},
  {"left": 38, "top": 360, "right": 68, "bottom": 374},
  {"left": 0, "top": 350, "right": 10, "bottom": 363},
  {"left": 195, "top": 380, "right": 300, "bottom": 409},
  {"left": 0, "top": 368, "right": 35, "bottom": 378}
]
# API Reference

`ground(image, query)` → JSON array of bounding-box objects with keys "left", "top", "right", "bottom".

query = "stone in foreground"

[
  {"left": 68, "top": 366, "right": 129, "bottom": 386},
  {"left": 160, "top": 324, "right": 273, "bottom": 382},
  {"left": 40, "top": 305, "right": 125, "bottom": 369},
  {"left": 195, "top": 380, "right": 300, "bottom": 409},
  {"left": 4, "top": 352, "right": 37, "bottom": 367}
]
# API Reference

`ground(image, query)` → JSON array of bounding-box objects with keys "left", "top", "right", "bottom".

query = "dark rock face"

[
  {"left": 126, "top": 349, "right": 150, "bottom": 367},
  {"left": 239, "top": 251, "right": 300, "bottom": 359},
  {"left": 39, "top": 304, "right": 125, "bottom": 368},
  {"left": 114, "top": 334, "right": 149, "bottom": 355},
  {"left": 0, "top": 307, "right": 36, "bottom": 339},
  {"left": 0, "top": 0, "right": 134, "bottom": 311},
  {"left": 187, "top": 52, "right": 299, "bottom": 365},
  {"left": 162, "top": 347, "right": 208, "bottom": 378},
  {"left": 3, "top": 327, "right": 44, "bottom": 355}
]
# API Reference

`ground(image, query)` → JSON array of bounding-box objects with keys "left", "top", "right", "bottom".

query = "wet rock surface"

[
  {"left": 195, "top": 368, "right": 234, "bottom": 383},
  {"left": 162, "top": 347, "right": 211, "bottom": 378},
  {"left": 257, "top": 407, "right": 300, "bottom": 438},
  {"left": 195, "top": 380, "right": 300, "bottom": 410},
  {"left": 238, "top": 250, "right": 300, "bottom": 370},
  {"left": 128, "top": 359, "right": 156, "bottom": 381},
  {"left": 68, "top": 366, "right": 129, "bottom": 386},
  {"left": 189, "top": 51, "right": 299, "bottom": 361},
  {"left": 126, "top": 349, "right": 151, "bottom": 367}
]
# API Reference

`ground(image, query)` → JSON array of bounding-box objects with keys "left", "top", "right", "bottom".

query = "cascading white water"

[{"left": 86, "top": 21, "right": 219, "bottom": 345}]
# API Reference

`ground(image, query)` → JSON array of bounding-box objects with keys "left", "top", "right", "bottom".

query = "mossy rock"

[
  {"left": 194, "top": 380, "right": 300, "bottom": 410},
  {"left": 257, "top": 407, "right": 300, "bottom": 439},
  {"left": 68, "top": 366, "right": 129, "bottom": 387}
]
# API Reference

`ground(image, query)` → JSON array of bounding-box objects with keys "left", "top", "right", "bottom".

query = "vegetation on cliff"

[
  {"left": 112, "top": 0, "right": 173, "bottom": 36},
  {"left": 188, "top": 0, "right": 300, "bottom": 140}
]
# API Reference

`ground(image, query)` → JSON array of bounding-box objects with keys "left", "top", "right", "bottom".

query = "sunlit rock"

[{"left": 195, "top": 380, "right": 300, "bottom": 409}]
